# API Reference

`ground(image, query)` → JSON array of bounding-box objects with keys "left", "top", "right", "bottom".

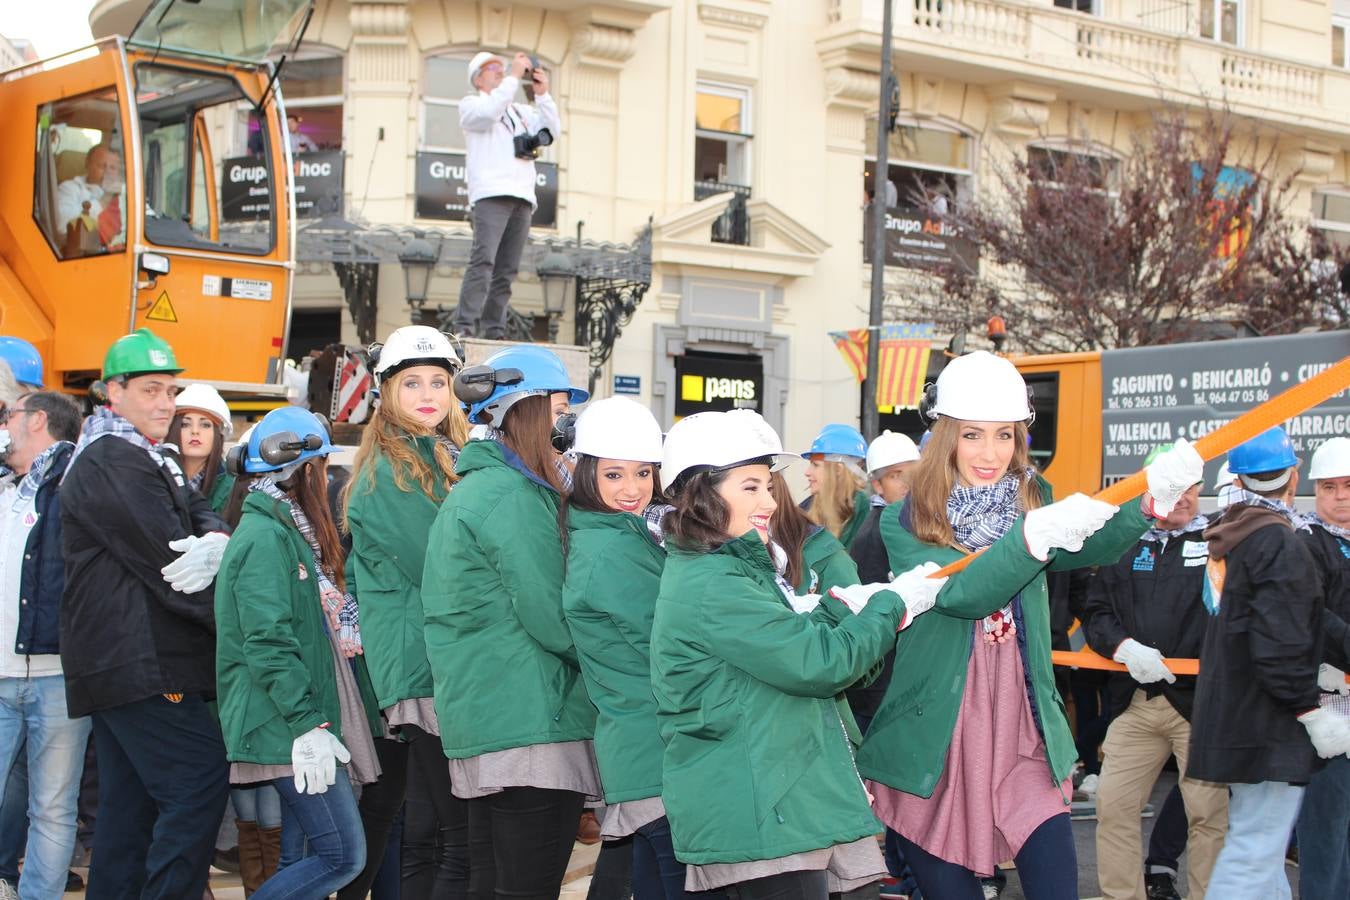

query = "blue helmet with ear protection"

[
  {"left": 454, "top": 344, "right": 589, "bottom": 425},
  {"left": 241, "top": 407, "right": 335, "bottom": 474}
]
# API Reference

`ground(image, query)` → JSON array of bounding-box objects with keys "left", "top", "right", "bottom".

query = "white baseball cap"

[{"left": 467, "top": 51, "right": 502, "bottom": 88}]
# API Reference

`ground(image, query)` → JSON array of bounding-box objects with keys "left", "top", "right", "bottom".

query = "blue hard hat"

[
  {"left": 0, "top": 337, "right": 44, "bottom": 388},
  {"left": 802, "top": 423, "right": 867, "bottom": 461},
  {"left": 243, "top": 407, "right": 335, "bottom": 474},
  {"left": 1227, "top": 426, "right": 1299, "bottom": 475},
  {"left": 460, "top": 344, "right": 589, "bottom": 425}
]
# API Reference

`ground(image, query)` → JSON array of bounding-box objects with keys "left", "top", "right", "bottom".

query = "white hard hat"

[
  {"left": 572, "top": 397, "right": 663, "bottom": 463},
  {"left": 373, "top": 326, "right": 460, "bottom": 381},
  {"left": 929, "top": 351, "right": 1032, "bottom": 423},
  {"left": 662, "top": 410, "right": 792, "bottom": 488},
  {"left": 175, "top": 383, "right": 233, "bottom": 438},
  {"left": 1309, "top": 437, "right": 1350, "bottom": 481},
  {"left": 866, "top": 430, "right": 920, "bottom": 476},
  {"left": 467, "top": 51, "right": 501, "bottom": 88},
  {"left": 1212, "top": 460, "right": 1233, "bottom": 490}
]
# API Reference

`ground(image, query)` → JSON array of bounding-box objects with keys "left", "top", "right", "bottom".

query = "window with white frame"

[
  {"left": 1053, "top": 0, "right": 1101, "bottom": 14},
  {"left": 422, "top": 55, "right": 472, "bottom": 152},
  {"left": 1313, "top": 187, "right": 1350, "bottom": 252},
  {"left": 1333, "top": 15, "right": 1349, "bottom": 68},
  {"left": 862, "top": 117, "right": 974, "bottom": 214},
  {"left": 694, "top": 83, "right": 752, "bottom": 188},
  {"left": 1199, "top": 0, "right": 1243, "bottom": 46}
]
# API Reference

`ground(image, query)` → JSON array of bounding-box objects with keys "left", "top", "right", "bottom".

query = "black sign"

[
  {"left": 414, "top": 152, "right": 557, "bottom": 227},
  {"left": 1100, "top": 331, "right": 1350, "bottom": 496},
  {"left": 863, "top": 208, "right": 979, "bottom": 272},
  {"left": 674, "top": 351, "right": 763, "bottom": 418},
  {"left": 220, "top": 152, "right": 344, "bottom": 221}
]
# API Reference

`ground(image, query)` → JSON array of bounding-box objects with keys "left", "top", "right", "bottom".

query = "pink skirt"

[{"left": 868, "top": 625, "right": 1071, "bottom": 877}]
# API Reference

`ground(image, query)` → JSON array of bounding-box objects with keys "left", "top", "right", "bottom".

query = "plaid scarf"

[
  {"left": 1, "top": 441, "right": 73, "bottom": 507},
  {"left": 644, "top": 503, "right": 675, "bottom": 546},
  {"left": 1142, "top": 512, "right": 1210, "bottom": 545},
  {"left": 65, "top": 407, "right": 179, "bottom": 483},
  {"left": 869, "top": 492, "right": 887, "bottom": 508},
  {"left": 947, "top": 471, "right": 1033, "bottom": 639},
  {"left": 1295, "top": 511, "right": 1350, "bottom": 540},
  {"left": 250, "top": 475, "right": 362, "bottom": 657},
  {"left": 1228, "top": 488, "right": 1296, "bottom": 522}
]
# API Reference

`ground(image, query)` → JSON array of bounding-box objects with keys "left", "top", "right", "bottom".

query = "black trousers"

[
  {"left": 401, "top": 726, "right": 469, "bottom": 898},
  {"left": 86, "top": 694, "right": 229, "bottom": 900},
  {"left": 337, "top": 736, "right": 409, "bottom": 900},
  {"left": 725, "top": 870, "right": 829, "bottom": 900},
  {"left": 466, "top": 786, "right": 585, "bottom": 900}
]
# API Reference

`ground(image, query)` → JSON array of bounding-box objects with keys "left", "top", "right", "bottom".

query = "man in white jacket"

[{"left": 452, "top": 50, "right": 562, "bottom": 339}]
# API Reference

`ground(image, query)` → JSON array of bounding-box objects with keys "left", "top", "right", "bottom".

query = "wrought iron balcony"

[{"left": 693, "top": 180, "right": 752, "bottom": 246}]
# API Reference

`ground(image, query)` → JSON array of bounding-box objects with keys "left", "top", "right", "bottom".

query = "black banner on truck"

[
  {"left": 1099, "top": 331, "right": 1350, "bottom": 496},
  {"left": 413, "top": 152, "right": 557, "bottom": 227},
  {"left": 221, "top": 152, "right": 344, "bottom": 221}
]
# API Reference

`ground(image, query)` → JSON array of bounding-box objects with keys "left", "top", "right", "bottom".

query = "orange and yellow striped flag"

[{"left": 829, "top": 324, "right": 935, "bottom": 409}]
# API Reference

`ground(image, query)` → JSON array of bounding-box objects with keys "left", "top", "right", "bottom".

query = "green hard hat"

[{"left": 102, "top": 328, "right": 183, "bottom": 380}]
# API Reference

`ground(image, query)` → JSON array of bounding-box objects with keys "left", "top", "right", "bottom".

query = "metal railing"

[{"left": 693, "top": 179, "right": 751, "bottom": 246}]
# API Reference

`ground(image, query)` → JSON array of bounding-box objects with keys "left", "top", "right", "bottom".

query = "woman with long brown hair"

[
  {"left": 854, "top": 352, "right": 1201, "bottom": 900},
  {"left": 169, "top": 382, "right": 234, "bottom": 512},
  {"left": 801, "top": 424, "right": 871, "bottom": 549},
  {"left": 422, "top": 344, "right": 598, "bottom": 900},
  {"left": 214, "top": 406, "right": 383, "bottom": 899},
  {"left": 341, "top": 325, "right": 469, "bottom": 898}
]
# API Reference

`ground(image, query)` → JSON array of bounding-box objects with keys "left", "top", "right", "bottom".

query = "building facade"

[{"left": 88, "top": 0, "right": 1350, "bottom": 451}]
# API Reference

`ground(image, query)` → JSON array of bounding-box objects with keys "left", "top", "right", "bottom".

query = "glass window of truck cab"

[
  {"left": 135, "top": 63, "right": 274, "bottom": 255},
  {"left": 33, "top": 88, "right": 127, "bottom": 260}
]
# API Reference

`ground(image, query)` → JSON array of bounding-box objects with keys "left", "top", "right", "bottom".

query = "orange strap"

[
  {"left": 931, "top": 355, "right": 1350, "bottom": 580},
  {"left": 1051, "top": 648, "right": 1199, "bottom": 676}
]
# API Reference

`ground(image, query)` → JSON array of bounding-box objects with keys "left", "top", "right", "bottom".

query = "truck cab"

[{"left": 0, "top": 0, "right": 311, "bottom": 392}]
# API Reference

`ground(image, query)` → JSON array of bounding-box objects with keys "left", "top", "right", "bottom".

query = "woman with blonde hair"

[
  {"left": 854, "top": 352, "right": 1202, "bottom": 899},
  {"left": 341, "top": 325, "right": 470, "bottom": 899},
  {"left": 801, "top": 423, "right": 871, "bottom": 549}
]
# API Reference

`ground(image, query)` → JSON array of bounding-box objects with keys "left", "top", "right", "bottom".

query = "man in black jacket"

[
  {"left": 1294, "top": 436, "right": 1350, "bottom": 900},
  {"left": 1085, "top": 473, "right": 1226, "bottom": 900},
  {"left": 1191, "top": 427, "right": 1350, "bottom": 900},
  {"left": 60, "top": 329, "right": 230, "bottom": 900}
]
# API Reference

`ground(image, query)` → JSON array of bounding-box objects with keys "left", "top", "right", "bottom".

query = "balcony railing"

[{"left": 693, "top": 180, "right": 751, "bottom": 246}]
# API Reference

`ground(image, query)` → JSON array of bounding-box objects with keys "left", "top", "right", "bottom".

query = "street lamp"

[
  {"left": 537, "top": 249, "right": 575, "bottom": 342},
  {"left": 398, "top": 236, "right": 439, "bottom": 322}
]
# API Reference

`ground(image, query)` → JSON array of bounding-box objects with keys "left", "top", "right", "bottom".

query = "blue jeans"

[
  {"left": 257, "top": 768, "right": 365, "bottom": 899},
  {"left": 1206, "top": 781, "right": 1303, "bottom": 900},
  {"left": 87, "top": 693, "right": 229, "bottom": 900},
  {"left": 1296, "top": 755, "right": 1350, "bottom": 900},
  {"left": 0, "top": 674, "right": 91, "bottom": 899},
  {"left": 631, "top": 815, "right": 712, "bottom": 900},
  {"left": 231, "top": 785, "right": 284, "bottom": 828},
  {"left": 897, "top": 814, "right": 1077, "bottom": 900},
  {"left": 0, "top": 747, "right": 28, "bottom": 882}
]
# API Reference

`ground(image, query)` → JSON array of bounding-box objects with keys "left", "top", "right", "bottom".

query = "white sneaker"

[
  {"left": 982, "top": 883, "right": 1001, "bottom": 899},
  {"left": 0, "top": 879, "right": 18, "bottom": 900},
  {"left": 1079, "top": 773, "right": 1100, "bottom": 797}
]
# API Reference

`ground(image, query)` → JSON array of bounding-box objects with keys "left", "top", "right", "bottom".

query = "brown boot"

[
  {"left": 258, "top": 824, "right": 283, "bottom": 887},
  {"left": 576, "top": 810, "right": 601, "bottom": 845},
  {"left": 236, "top": 820, "right": 264, "bottom": 897}
]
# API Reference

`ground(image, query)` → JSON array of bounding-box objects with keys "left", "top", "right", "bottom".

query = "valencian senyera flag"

[{"left": 829, "top": 323, "right": 936, "bottom": 410}]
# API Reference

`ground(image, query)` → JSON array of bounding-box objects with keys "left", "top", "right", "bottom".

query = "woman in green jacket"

[
  {"left": 341, "top": 325, "right": 469, "bottom": 899},
  {"left": 215, "top": 406, "right": 383, "bottom": 899},
  {"left": 650, "top": 409, "right": 945, "bottom": 900},
  {"left": 170, "top": 382, "right": 234, "bottom": 513},
  {"left": 801, "top": 423, "right": 871, "bottom": 550},
  {"left": 560, "top": 397, "right": 692, "bottom": 900},
  {"left": 853, "top": 352, "right": 1202, "bottom": 900},
  {"left": 423, "top": 344, "right": 597, "bottom": 900}
]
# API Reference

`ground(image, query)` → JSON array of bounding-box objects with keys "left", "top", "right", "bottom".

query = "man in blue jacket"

[{"left": 0, "top": 390, "right": 84, "bottom": 899}]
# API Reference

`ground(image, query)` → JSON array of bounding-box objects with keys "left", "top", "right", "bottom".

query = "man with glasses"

[
  {"left": 60, "top": 330, "right": 230, "bottom": 900},
  {"left": 451, "top": 49, "right": 561, "bottom": 339},
  {"left": 0, "top": 391, "right": 84, "bottom": 900}
]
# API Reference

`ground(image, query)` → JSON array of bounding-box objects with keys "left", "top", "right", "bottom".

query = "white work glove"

[
  {"left": 827, "top": 583, "right": 892, "bottom": 615},
  {"left": 891, "top": 562, "right": 947, "bottom": 630},
  {"left": 788, "top": 593, "right": 822, "bottom": 615},
  {"left": 160, "top": 532, "right": 230, "bottom": 593},
  {"left": 1022, "top": 493, "right": 1118, "bottom": 561},
  {"left": 291, "top": 727, "right": 351, "bottom": 795},
  {"left": 1144, "top": 438, "right": 1205, "bottom": 518},
  {"left": 1319, "top": 663, "right": 1350, "bottom": 696},
  {"left": 1112, "top": 638, "right": 1177, "bottom": 685},
  {"left": 1298, "top": 707, "right": 1350, "bottom": 759}
]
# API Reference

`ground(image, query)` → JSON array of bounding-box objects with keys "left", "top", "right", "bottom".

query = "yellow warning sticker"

[{"left": 146, "top": 292, "right": 177, "bottom": 323}]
